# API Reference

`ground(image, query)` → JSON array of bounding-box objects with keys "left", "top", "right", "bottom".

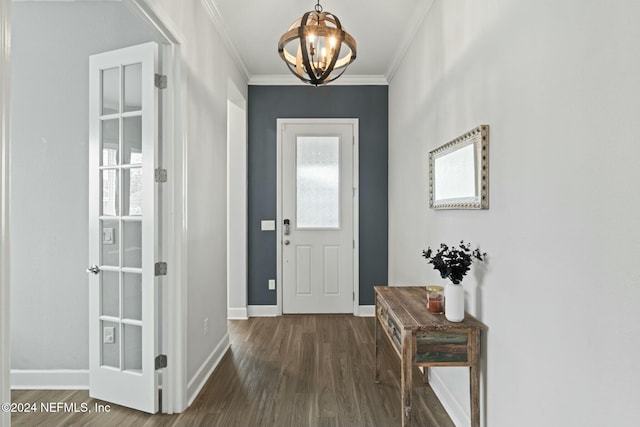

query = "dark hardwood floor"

[{"left": 11, "top": 315, "right": 454, "bottom": 426}]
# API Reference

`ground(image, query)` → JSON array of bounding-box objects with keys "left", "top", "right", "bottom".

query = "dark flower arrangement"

[{"left": 422, "top": 241, "right": 486, "bottom": 285}]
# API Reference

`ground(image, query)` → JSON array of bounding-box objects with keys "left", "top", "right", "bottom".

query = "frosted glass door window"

[{"left": 296, "top": 136, "right": 340, "bottom": 229}]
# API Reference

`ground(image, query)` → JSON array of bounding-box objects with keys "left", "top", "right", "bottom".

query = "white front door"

[
  {"left": 280, "top": 120, "right": 357, "bottom": 314},
  {"left": 87, "top": 42, "right": 160, "bottom": 413}
]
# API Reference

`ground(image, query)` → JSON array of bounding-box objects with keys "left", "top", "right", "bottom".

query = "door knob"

[
  {"left": 284, "top": 240, "right": 290, "bottom": 245},
  {"left": 86, "top": 265, "right": 101, "bottom": 275}
]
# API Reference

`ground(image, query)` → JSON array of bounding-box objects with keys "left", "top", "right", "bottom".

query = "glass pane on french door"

[{"left": 98, "top": 62, "right": 143, "bottom": 374}]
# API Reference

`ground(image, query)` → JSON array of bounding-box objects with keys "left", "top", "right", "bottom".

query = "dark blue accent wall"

[{"left": 248, "top": 85, "right": 388, "bottom": 306}]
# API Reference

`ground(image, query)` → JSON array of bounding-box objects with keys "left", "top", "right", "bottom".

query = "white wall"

[
  {"left": 144, "top": 0, "right": 248, "bottom": 402},
  {"left": 11, "top": 2, "right": 156, "bottom": 372},
  {"left": 227, "top": 88, "right": 248, "bottom": 319},
  {"left": 11, "top": 0, "right": 248, "bottom": 406},
  {"left": 388, "top": 1, "right": 640, "bottom": 426}
]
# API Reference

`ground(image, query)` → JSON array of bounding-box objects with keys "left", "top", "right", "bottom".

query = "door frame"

[
  {"left": 276, "top": 118, "right": 360, "bottom": 316},
  {"left": 226, "top": 81, "right": 248, "bottom": 320},
  {"left": 0, "top": 0, "right": 189, "bottom": 416},
  {"left": 123, "top": 0, "right": 188, "bottom": 413},
  {"left": 1, "top": 0, "right": 11, "bottom": 426}
]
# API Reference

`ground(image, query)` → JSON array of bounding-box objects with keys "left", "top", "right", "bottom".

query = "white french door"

[
  {"left": 280, "top": 120, "right": 357, "bottom": 314},
  {"left": 88, "top": 42, "right": 160, "bottom": 413}
]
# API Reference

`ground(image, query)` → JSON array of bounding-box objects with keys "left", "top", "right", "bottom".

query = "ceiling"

[
  {"left": 17, "top": 0, "right": 433, "bottom": 84},
  {"left": 204, "top": 0, "right": 434, "bottom": 84}
]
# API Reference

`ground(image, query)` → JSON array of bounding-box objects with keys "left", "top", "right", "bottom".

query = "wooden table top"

[{"left": 374, "top": 286, "right": 487, "bottom": 331}]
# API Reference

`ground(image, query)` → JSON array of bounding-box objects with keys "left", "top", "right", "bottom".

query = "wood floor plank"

[{"left": 11, "top": 316, "right": 454, "bottom": 427}]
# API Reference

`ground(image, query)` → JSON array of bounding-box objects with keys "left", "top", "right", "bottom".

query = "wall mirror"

[{"left": 429, "top": 125, "right": 489, "bottom": 209}]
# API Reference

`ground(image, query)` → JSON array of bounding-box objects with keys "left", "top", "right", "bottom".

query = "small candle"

[{"left": 426, "top": 285, "right": 444, "bottom": 314}]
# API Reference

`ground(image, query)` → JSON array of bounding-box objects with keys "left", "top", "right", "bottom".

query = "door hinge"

[
  {"left": 155, "top": 262, "right": 167, "bottom": 276},
  {"left": 353, "top": 292, "right": 355, "bottom": 301},
  {"left": 353, "top": 240, "right": 355, "bottom": 248},
  {"left": 155, "top": 168, "right": 168, "bottom": 183},
  {"left": 155, "top": 354, "right": 168, "bottom": 370},
  {"left": 154, "top": 73, "right": 167, "bottom": 89}
]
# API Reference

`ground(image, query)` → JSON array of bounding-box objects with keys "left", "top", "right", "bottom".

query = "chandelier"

[{"left": 278, "top": 0, "right": 357, "bottom": 86}]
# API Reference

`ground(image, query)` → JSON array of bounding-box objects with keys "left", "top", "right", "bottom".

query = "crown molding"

[
  {"left": 201, "top": 0, "right": 250, "bottom": 83},
  {"left": 249, "top": 74, "right": 388, "bottom": 86},
  {"left": 123, "top": 0, "right": 183, "bottom": 44},
  {"left": 385, "top": 0, "right": 435, "bottom": 83}
]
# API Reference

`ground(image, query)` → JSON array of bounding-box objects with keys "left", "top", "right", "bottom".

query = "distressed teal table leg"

[
  {"left": 401, "top": 330, "right": 412, "bottom": 426},
  {"left": 470, "top": 330, "right": 481, "bottom": 427}
]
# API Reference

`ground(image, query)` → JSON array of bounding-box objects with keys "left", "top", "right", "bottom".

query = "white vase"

[{"left": 445, "top": 283, "right": 465, "bottom": 322}]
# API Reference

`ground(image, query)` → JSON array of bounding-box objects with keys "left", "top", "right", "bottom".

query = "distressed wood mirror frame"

[{"left": 429, "top": 125, "right": 489, "bottom": 210}]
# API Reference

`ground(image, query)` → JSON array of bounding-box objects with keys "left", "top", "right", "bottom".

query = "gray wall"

[
  {"left": 11, "top": 2, "right": 156, "bottom": 370},
  {"left": 248, "top": 85, "right": 388, "bottom": 306}
]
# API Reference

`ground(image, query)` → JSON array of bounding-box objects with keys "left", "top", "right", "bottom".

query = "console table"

[{"left": 374, "top": 286, "right": 487, "bottom": 427}]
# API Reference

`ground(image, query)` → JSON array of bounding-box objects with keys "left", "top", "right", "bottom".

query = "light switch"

[
  {"left": 261, "top": 220, "right": 275, "bottom": 231},
  {"left": 103, "top": 228, "right": 115, "bottom": 245},
  {"left": 103, "top": 326, "right": 115, "bottom": 344}
]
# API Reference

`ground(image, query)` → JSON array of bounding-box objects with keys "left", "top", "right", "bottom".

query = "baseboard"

[
  {"left": 356, "top": 305, "right": 375, "bottom": 317},
  {"left": 246, "top": 305, "right": 373, "bottom": 317},
  {"left": 10, "top": 369, "right": 89, "bottom": 390},
  {"left": 429, "top": 369, "right": 470, "bottom": 427},
  {"left": 249, "top": 74, "right": 388, "bottom": 86},
  {"left": 227, "top": 307, "right": 248, "bottom": 320},
  {"left": 186, "top": 333, "right": 230, "bottom": 406},
  {"left": 248, "top": 305, "right": 279, "bottom": 317}
]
